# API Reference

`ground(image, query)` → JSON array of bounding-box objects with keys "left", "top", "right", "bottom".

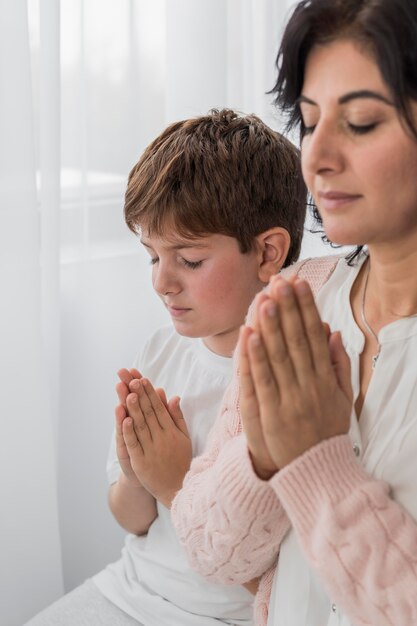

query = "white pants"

[{"left": 23, "top": 579, "right": 144, "bottom": 626}]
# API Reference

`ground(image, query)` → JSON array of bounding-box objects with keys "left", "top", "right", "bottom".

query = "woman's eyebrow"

[
  {"left": 297, "top": 90, "right": 394, "bottom": 107},
  {"left": 296, "top": 95, "right": 317, "bottom": 106},
  {"left": 338, "top": 90, "right": 394, "bottom": 105}
]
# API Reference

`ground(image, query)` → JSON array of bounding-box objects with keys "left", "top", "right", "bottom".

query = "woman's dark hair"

[{"left": 271, "top": 0, "right": 417, "bottom": 262}]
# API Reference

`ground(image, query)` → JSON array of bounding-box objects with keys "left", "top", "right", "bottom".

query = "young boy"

[{"left": 25, "top": 109, "right": 305, "bottom": 626}]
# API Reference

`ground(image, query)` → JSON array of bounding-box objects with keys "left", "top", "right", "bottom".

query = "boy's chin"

[{"left": 171, "top": 322, "right": 202, "bottom": 339}]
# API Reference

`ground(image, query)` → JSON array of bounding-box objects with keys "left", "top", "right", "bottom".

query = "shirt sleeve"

[{"left": 271, "top": 434, "right": 417, "bottom": 626}]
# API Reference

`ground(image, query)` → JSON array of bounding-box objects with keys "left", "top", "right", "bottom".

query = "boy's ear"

[{"left": 255, "top": 227, "right": 291, "bottom": 283}]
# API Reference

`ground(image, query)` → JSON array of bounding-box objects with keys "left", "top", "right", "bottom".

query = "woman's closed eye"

[
  {"left": 346, "top": 121, "right": 379, "bottom": 135},
  {"left": 301, "top": 119, "right": 379, "bottom": 137}
]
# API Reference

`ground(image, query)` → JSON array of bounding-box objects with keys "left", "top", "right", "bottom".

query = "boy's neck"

[{"left": 202, "top": 329, "right": 239, "bottom": 358}]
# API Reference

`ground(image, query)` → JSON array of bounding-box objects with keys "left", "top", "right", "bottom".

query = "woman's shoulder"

[{"left": 280, "top": 254, "right": 344, "bottom": 297}]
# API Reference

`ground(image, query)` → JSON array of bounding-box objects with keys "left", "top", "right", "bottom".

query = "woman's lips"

[{"left": 317, "top": 190, "right": 362, "bottom": 210}]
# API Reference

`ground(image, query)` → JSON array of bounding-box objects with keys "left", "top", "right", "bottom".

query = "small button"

[
  {"left": 331, "top": 603, "right": 337, "bottom": 613},
  {"left": 353, "top": 443, "right": 360, "bottom": 457}
]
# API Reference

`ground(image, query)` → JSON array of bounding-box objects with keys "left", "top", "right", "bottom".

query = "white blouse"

[{"left": 267, "top": 254, "right": 417, "bottom": 626}]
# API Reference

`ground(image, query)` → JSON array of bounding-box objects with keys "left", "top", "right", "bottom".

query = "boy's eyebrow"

[
  {"left": 297, "top": 90, "right": 394, "bottom": 107},
  {"left": 140, "top": 239, "right": 209, "bottom": 250}
]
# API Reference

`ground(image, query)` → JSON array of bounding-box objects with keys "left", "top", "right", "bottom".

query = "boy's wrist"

[{"left": 118, "top": 469, "right": 145, "bottom": 492}]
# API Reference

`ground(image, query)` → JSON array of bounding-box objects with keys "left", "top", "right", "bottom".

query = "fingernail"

[
  {"left": 295, "top": 280, "right": 309, "bottom": 295},
  {"left": 278, "top": 282, "right": 291, "bottom": 296},
  {"left": 267, "top": 302, "right": 277, "bottom": 317},
  {"left": 250, "top": 333, "right": 261, "bottom": 347}
]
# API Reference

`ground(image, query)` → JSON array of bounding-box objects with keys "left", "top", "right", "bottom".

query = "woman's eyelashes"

[
  {"left": 301, "top": 118, "right": 379, "bottom": 137},
  {"left": 346, "top": 121, "right": 378, "bottom": 135}
]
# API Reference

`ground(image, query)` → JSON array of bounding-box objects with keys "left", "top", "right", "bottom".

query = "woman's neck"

[{"left": 360, "top": 242, "right": 417, "bottom": 333}]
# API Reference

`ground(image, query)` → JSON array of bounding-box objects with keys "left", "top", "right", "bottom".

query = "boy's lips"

[{"left": 166, "top": 304, "right": 192, "bottom": 318}]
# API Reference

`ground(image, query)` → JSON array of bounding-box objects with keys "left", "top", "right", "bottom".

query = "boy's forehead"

[{"left": 140, "top": 230, "right": 211, "bottom": 249}]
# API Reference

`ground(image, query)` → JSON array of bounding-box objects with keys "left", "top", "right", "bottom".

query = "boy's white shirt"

[{"left": 93, "top": 325, "right": 253, "bottom": 626}]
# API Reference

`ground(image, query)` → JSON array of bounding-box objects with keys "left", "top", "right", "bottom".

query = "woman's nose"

[{"left": 302, "top": 119, "right": 344, "bottom": 177}]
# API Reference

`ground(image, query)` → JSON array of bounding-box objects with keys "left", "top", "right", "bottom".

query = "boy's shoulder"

[
  {"left": 137, "top": 325, "right": 232, "bottom": 380},
  {"left": 139, "top": 324, "right": 184, "bottom": 360},
  {"left": 133, "top": 324, "right": 187, "bottom": 379}
]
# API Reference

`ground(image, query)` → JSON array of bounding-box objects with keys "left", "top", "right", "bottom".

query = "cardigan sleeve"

[
  {"left": 271, "top": 434, "right": 417, "bottom": 626},
  {"left": 171, "top": 375, "right": 290, "bottom": 584}
]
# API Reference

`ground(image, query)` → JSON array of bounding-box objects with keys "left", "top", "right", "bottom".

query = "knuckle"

[
  {"left": 126, "top": 436, "right": 140, "bottom": 450},
  {"left": 306, "top": 320, "right": 324, "bottom": 341},
  {"left": 287, "top": 332, "right": 307, "bottom": 352},
  {"left": 143, "top": 406, "right": 155, "bottom": 420},
  {"left": 270, "top": 345, "right": 288, "bottom": 366},
  {"left": 257, "top": 372, "right": 276, "bottom": 390},
  {"left": 134, "top": 418, "right": 148, "bottom": 433}
]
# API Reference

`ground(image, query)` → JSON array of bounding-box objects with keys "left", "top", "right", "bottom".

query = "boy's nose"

[{"left": 153, "top": 264, "right": 181, "bottom": 296}]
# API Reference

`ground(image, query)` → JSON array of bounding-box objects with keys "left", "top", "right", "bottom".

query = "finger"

[
  {"left": 329, "top": 331, "right": 353, "bottom": 403},
  {"left": 116, "top": 381, "right": 130, "bottom": 407},
  {"left": 251, "top": 292, "right": 271, "bottom": 331},
  {"left": 293, "top": 280, "right": 333, "bottom": 376},
  {"left": 126, "top": 391, "right": 153, "bottom": 446},
  {"left": 322, "top": 322, "right": 331, "bottom": 340},
  {"left": 122, "top": 417, "right": 144, "bottom": 455},
  {"left": 238, "top": 326, "right": 266, "bottom": 446},
  {"left": 256, "top": 296, "right": 297, "bottom": 390},
  {"left": 118, "top": 368, "right": 134, "bottom": 385},
  {"left": 142, "top": 379, "right": 173, "bottom": 430},
  {"left": 246, "top": 331, "right": 281, "bottom": 427},
  {"left": 115, "top": 405, "right": 131, "bottom": 460},
  {"left": 267, "top": 278, "right": 313, "bottom": 384},
  {"left": 130, "top": 379, "right": 164, "bottom": 433},
  {"left": 155, "top": 387, "right": 168, "bottom": 407},
  {"left": 168, "top": 396, "right": 189, "bottom": 436},
  {"left": 129, "top": 368, "right": 142, "bottom": 379},
  {"left": 115, "top": 403, "right": 127, "bottom": 435},
  {"left": 269, "top": 271, "right": 297, "bottom": 294}
]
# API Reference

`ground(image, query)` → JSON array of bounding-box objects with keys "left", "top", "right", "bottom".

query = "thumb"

[
  {"left": 168, "top": 396, "right": 189, "bottom": 437},
  {"left": 329, "top": 331, "right": 352, "bottom": 402}
]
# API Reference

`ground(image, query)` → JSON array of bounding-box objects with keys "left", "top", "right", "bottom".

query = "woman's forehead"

[{"left": 302, "top": 39, "right": 388, "bottom": 101}]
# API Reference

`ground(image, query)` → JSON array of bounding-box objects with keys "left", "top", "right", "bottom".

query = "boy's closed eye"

[{"left": 149, "top": 256, "right": 204, "bottom": 270}]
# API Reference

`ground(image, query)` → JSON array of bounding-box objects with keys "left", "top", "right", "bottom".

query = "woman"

[{"left": 171, "top": 1, "right": 417, "bottom": 625}]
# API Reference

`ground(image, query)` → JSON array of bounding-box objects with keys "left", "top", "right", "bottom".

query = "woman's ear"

[{"left": 254, "top": 227, "right": 291, "bottom": 283}]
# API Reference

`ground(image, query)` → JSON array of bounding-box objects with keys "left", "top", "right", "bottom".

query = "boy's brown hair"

[{"left": 125, "top": 109, "right": 306, "bottom": 267}]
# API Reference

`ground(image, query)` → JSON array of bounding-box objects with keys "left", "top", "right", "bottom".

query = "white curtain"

[
  {"left": 0, "top": 1, "right": 63, "bottom": 625},
  {"left": 1, "top": 1, "right": 328, "bottom": 624}
]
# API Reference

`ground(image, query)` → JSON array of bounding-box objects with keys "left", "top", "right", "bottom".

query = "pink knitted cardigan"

[{"left": 171, "top": 256, "right": 417, "bottom": 626}]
